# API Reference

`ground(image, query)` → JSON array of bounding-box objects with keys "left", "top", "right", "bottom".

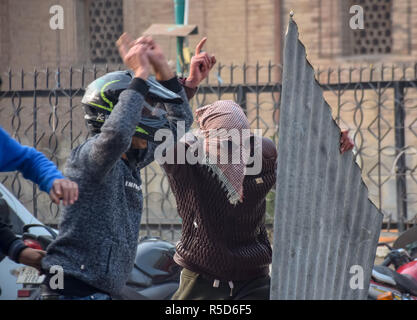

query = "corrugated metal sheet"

[{"left": 270, "top": 17, "right": 383, "bottom": 300}]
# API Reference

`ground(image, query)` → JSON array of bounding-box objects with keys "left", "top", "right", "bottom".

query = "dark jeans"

[{"left": 172, "top": 268, "right": 271, "bottom": 300}]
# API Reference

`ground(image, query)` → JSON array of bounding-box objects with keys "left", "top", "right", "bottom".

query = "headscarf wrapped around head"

[{"left": 195, "top": 100, "right": 251, "bottom": 205}]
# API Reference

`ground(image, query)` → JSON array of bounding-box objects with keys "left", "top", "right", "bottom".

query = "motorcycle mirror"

[
  {"left": 393, "top": 225, "right": 417, "bottom": 250},
  {"left": 22, "top": 224, "right": 58, "bottom": 239}
]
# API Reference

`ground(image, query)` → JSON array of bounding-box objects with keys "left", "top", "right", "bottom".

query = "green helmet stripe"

[
  {"left": 88, "top": 101, "right": 113, "bottom": 112},
  {"left": 100, "top": 80, "right": 121, "bottom": 109},
  {"left": 135, "top": 126, "right": 149, "bottom": 135},
  {"left": 90, "top": 118, "right": 149, "bottom": 135}
]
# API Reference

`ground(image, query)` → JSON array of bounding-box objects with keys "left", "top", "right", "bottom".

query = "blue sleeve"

[{"left": 0, "top": 127, "right": 64, "bottom": 193}]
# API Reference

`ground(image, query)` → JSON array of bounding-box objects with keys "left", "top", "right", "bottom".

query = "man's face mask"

[{"left": 125, "top": 148, "right": 148, "bottom": 170}]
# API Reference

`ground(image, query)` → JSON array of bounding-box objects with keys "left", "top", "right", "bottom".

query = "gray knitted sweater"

[{"left": 41, "top": 84, "right": 192, "bottom": 295}]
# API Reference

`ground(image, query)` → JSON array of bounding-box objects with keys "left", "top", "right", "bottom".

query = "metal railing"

[{"left": 0, "top": 63, "right": 416, "bottom": 241}]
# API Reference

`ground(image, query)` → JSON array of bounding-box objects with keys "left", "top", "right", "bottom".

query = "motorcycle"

[
  {"left": 368, "top": 226, "right": 417, "bottom": 300},
  {"left": 114, "top": 236, "right": 181, "bottom": 300},
  {"left": 18, "top": 222, "right": 417, "bottom": 300},
  {"left": 16, "top": 225, "right": 180, "bottom": 300}
]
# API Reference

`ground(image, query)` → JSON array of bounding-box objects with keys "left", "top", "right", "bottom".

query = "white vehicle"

[
  {"left": 0, "top": 183, "right": 181, "bottom": 300},
  {"left": 0, "top": 183, "right": 57, "bottom": 300}
]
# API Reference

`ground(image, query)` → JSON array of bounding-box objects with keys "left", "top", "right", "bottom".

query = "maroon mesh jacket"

[{"left": 163, "top": 137, "right": 277, "bottom": 281}]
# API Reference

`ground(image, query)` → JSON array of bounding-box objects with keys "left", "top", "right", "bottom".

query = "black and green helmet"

[{"left": 81, "top": 70, "right": 183, "bottom": 142}]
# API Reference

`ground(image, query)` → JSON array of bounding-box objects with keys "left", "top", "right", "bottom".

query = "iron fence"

[{"left": 0, "top": 63, "right": 416, "bottom": 241}]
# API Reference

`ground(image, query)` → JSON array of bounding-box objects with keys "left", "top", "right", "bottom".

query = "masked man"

[{"left": 161, "top": 100, "right": 354, "bottom": 300}]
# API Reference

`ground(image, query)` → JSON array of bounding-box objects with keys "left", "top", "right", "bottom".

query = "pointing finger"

[{"left": 195, "top": 37, "right": 207, "bottom": 55}]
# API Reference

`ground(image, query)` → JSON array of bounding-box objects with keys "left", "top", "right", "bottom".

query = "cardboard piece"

[{"left": 143, "top": 24, "right": 198, "bottom": 37}]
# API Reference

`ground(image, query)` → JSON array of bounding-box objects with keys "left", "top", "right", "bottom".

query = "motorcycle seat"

[
  {"left": 127, "top": 266, "right": 152, "bottom": 288},
  {"left": 372, "top": 266, "right": 396, "bottom": 286},
  {"left": 373, "top": 265, "right": 417, "bottom": 296}
]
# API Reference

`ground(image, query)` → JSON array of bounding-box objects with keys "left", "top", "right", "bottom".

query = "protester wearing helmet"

[{"left": 40, "top": 35, "right": 214, "bottom": 300}]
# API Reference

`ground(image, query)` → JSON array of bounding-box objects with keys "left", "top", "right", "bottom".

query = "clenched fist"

[
  {"left": 49, "top": 178, "right": 79, "bottom": 206},
  {"left": 18, "top": 247, "right": 46, "bottom": 271}
]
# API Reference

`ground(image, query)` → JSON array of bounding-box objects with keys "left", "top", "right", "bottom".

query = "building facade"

[
  {"left": 1, "top": 0, "right": 416, "bottom": 230},
  {"left": 1, "top": 0, "right": 416, "bottom": 73}
]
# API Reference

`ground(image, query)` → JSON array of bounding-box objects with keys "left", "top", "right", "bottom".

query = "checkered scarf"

[{"left": 195, "top": 100, "right": 251, "bottom": 205}]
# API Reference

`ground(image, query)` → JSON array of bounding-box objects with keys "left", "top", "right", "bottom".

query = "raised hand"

[
  {"left": 185, "top": 37, "right": 216, "bottom": 88},
  {"left": 116, "top": 33, "right": 151, "bottom": 79},
  {"left": 139, "top": 36, "right": 175, "bottom": 81}
]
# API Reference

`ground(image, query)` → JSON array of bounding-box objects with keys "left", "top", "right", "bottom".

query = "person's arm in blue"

[
  {"left": 0, "top": 128, "right": 76, "bottom": 268},
  {"left": 0, "top": 127, "right": 64, "bottom": 193}
]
